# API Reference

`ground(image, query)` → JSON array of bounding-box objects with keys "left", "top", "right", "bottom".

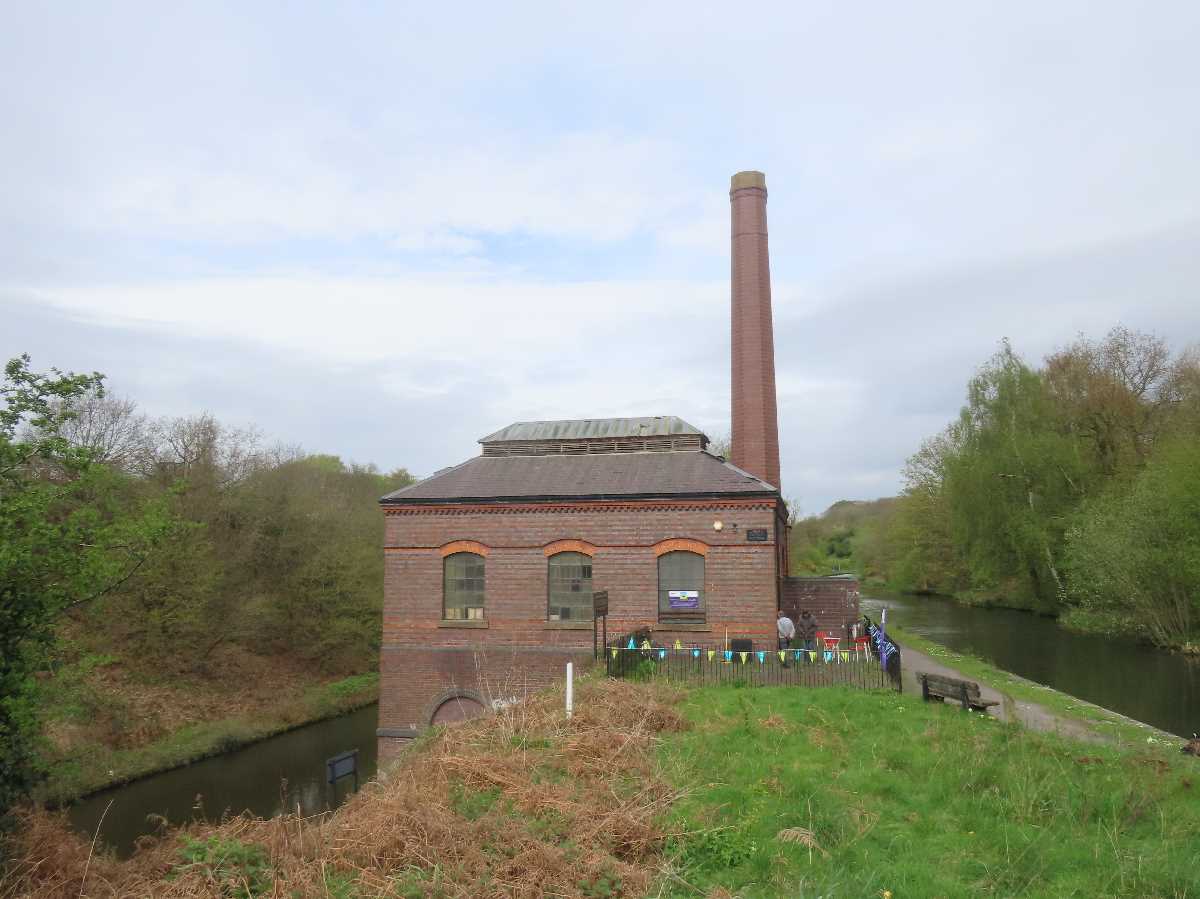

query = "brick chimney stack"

[{"left": 729, "top": 170, "right": 781, "bottom": 490}]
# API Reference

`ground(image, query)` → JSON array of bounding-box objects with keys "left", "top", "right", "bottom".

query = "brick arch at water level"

[{"left": 429, "top": 690, "right": 489, "bottom": 726}]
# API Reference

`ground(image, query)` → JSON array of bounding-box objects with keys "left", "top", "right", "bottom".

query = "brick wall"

[
  {"left": 378, "top": 498, "right": 786, "bottom": 751},
  {"left": 780, "top": 576, "right": 861, "bottom": 641}
]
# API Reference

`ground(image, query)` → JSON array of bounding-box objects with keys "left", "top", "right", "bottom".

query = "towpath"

[{"left": 897, "top": 644, "right": 1177, "bottom": 747}]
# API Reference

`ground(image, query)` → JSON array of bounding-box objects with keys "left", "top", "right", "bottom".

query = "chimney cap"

[{"left": 730, "top": 171, "right": 767, "bottom": 194}]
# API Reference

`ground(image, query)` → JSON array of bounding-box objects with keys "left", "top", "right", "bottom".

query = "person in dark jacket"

[{"left": 797, "top": 610, "right": 818, "bottom": 652}]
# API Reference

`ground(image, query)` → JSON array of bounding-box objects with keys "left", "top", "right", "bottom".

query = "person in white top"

[{"left": 777, "top": 610, "right": 796, "bottom": 666}]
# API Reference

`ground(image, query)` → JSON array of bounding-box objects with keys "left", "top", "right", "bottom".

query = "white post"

[
  {"left": 565, "top": 662, "right": 574, "bottom": 719},
  {"left": 879, "top": 608, "right": 888, "bottom": 664}
]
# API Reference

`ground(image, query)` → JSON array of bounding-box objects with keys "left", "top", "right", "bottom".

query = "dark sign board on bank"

[
  {"left": 326, "top": 749, "right": 359, "bottom": 789},
  {"left": 592, "top": 590, "right": 609, "bottom": 616},
  {"left": 747, "top": 528, "right": 770, "bottom": 542}
]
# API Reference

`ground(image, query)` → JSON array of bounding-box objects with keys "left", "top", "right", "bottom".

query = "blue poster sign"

[{"left": 667, "top": 590, "right": 700, "bottom": 609}]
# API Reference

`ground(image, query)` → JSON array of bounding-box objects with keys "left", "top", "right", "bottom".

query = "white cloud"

[{"left": 4, "top": 0, "right": 1200, "bottom": 513}]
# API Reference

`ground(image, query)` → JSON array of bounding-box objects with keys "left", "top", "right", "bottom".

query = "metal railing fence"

[{"left": 604, "top": 642, "right": 897, "bottom": 691}]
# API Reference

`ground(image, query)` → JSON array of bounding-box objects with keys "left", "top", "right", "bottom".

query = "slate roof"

[
  {"left": 380, "top": 450, "right": 777, "bottom": 505},
  {"left": 479, "top": 416, "right": 703, "bottom": 443}
]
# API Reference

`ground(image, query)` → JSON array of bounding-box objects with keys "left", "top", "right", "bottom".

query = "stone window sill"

[
  {"left": 544, "top": 621, "right": 593, "bottom": 630},
  {"left": 439, "top": 619, "right": 489, "bottom": 628},
  {"left": 377, "top": 727, "right": 418, "bottom": 739},
  {"left": 654, "top": 623, "right": 712, "bottom": 633}
]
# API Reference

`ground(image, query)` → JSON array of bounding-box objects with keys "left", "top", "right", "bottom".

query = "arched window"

[
  {"left": 547, "top": 551, "right": 593, "bottom": 621},
  {"left": 658, "top": 551, "right": 704, "bottom": 624},
  {"left": 443, "top": 552, "right": 485, "bottom": 620}
]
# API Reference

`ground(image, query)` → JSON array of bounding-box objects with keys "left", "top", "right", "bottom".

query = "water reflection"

[
  {"left": 864, "top": 592, "right": 1199, "bottom": 738},
  {"left": 68, "top": 704, "right": 378, "bottom": 857}
]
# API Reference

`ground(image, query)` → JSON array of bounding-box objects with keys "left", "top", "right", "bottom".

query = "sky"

[{"left": 3, "top": 2, "right": 1199, "bottom": 515}]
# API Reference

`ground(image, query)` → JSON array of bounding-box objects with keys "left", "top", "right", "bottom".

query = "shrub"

[{"left": 172, "top": 835, "right": 273, "bottom": 897}]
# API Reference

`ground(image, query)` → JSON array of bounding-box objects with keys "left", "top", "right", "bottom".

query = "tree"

[
  {"left": 878, "top": 327, "right": 1199, "bottom": 625},
  {"left": 940, "top": 341, "right": 1096, "bottom": 610},
  {"left": 35, "top": 388, "right": 151, "bottom": 472},
  {"left": 0, "top": 356, "right": 173, "bottom": 814},
  {"left": 1044, "top": 327, "right": 1183, "bottom": 478},
  {"left": 887, "top": 429, "right": 967, "bottom": 594},
  {"left": 707, "top": 432, "right": 731, "bottom": 460},
  {"left": 1064, "top": 437, "right": 1200, "bottom": 647}
]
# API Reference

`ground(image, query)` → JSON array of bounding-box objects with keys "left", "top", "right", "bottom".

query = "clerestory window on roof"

[
  {"left": 658, "top": 551, "right": 705, "bottom": 625},
  {"left": 547, "top": 551, "right": 593, "bottom": 621},
  {"left": 443, "top": 552, "right": 485, "bottom": 620}
]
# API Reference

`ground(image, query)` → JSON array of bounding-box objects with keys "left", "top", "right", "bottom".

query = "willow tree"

[
  {"left": 942, "top": 342, "right": 1096, "bottom": 610},
  {"left": 1064, "top": 437, "right": 1200, "bottom": 646},
  {"left": 886, "top": 429, "right": 967, "bottom": 594}
]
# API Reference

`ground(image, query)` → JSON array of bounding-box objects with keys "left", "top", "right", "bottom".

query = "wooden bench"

[{"left": 918, "top": 672, "right": 1000, "bottom": 712}]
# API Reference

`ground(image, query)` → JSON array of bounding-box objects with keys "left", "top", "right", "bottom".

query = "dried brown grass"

[
  {"left": 775, "top": 827, "right": 827, "bottom": 858},
  {"left": 756, "top": 714, "right": 792, "bottom": 733},
  {"left": 1, "top": 678, "right": 689, "bottom": 898}
]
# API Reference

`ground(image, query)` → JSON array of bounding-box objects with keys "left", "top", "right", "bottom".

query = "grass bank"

[
  {"left": 5, "top": 677, "right": 682, "bottom": 898},
  {"left": 7, "top": 678, "right": 1198, "bottom": 897},
  {"left": 886, "top": 624, "right": 1174, "bottom": 746},
  {"left": 661, "top": 685, "right": 1197, "bottom": 897},
  {"left": 38, "top": 671, "right": 378, "bottom": 805}
]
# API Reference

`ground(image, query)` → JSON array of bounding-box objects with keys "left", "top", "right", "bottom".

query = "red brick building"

[{"left": 376, "top": 172, "right": 858, "bottom": 759}]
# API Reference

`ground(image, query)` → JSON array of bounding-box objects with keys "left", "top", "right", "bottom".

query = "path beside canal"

[{"left": 898, "top": 642, "right": 1180, "bottom": 747}]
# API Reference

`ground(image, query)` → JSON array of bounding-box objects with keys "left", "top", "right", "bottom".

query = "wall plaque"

[{"left": 746, "top": 528, "right": 770, "bottom": 542}]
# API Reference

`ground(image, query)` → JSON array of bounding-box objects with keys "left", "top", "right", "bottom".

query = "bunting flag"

[
  {"left": 794, "top": 650, "right": 802, "bottom": 660},
  {"left": 824, "top": 651, "right": 833, "bottom": 663},
  {"left": 708, "top": 650, "right": 716, "bottom": 662},
  {"left": 739, "top": 651, "right": 749, "bottom": 664},
  {"left": 627, "top": 638, "right": 636, "bottom": 649},
  {"left": 756, "top": 651, "right": 765, "bottom": 664},
  {"left": 641, "top": 640, "right": 652, "bottom": 650},
  {"left": 674, "top": 640, "right": 683, "bottom": 650},
  {"left": 840, "top": 651, "right": 850, "bottom": 663},
  {"left": 692, "top": 648, "right": 700, "bottom": 658},
  {"left": 778, "top": 651, "right": 786, "bottom": 662},
  {"left": 723, "top": 650, "right": 732, "bottom": 662},
  {"left": 809, "top": 651, "right": 817, "bottom": 662},
  {"left": 610, "top": 648, "right": 618, "bottom": 658},
  {"left": 658, "top": 649, "right": 667, "bottom": 660}
]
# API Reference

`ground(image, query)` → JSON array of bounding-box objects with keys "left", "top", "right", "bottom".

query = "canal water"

[
  {"left": 862, "top": 591, "right": 1200, "bottom": 739},
  {"left": 68, "top": 704, "right": 379, "bottom": 857}
]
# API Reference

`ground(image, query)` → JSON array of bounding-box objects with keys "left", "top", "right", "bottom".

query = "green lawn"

[{"left": 658, "top": 685, "right": 1199, "bottom": 898}]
